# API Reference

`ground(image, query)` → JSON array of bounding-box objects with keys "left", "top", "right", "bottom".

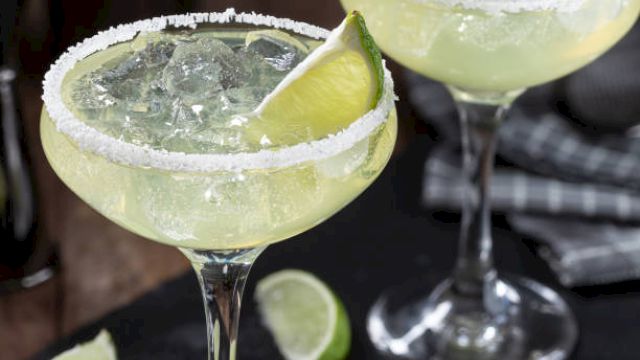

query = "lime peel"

[{"left": 350, "top": 11, "right": 384, "bottom": 108}]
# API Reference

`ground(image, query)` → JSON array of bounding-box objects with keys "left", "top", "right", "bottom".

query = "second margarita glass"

[{"left": 341, "top": 0, "right": 640, "bottom": 358}]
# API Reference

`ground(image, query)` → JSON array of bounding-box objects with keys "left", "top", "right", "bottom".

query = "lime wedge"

[
  {"left": 255, "top": 269, "right": 351, "bottom": 360},
  {"left": 53, "top": 330, "right": 117, "bottom": 360},
  {"left": 248, "top": 11, "right": 384, "bottom": 145}
]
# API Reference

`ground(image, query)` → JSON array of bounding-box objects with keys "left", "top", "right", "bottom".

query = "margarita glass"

[
  {"left": 341, "top": 0, "right": 640, "bottom": 358},
  {"left": 41, "top": 10, "right": 397, "bottom": 359}
]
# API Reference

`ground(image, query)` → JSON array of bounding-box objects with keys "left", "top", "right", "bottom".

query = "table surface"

[{"left": 34, "top": 131, "right": 640, "bottom": 360}]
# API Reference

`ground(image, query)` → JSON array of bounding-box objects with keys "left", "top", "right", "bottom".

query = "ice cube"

[
  {"left": 316, "top": 138, "right": 369, "bottom": 179},
  {"left": 119, "top": 114, "right": 161, "bottom": 147},
  {"left": 265, "top": 166, "right": 320, "bottom": 224},
  {"left": 101, "top": 53, "right": 146, "bottom": 83},
  {"left": 138, "top": 40, "right": 176, "bottom": 68},
  {"left": 245, "top": 31, "right": 307, "bottom": 71},
  {"left": 68, "top": 30, "right": 304, "bottom": 154},
  {"left": 125, "top": 80, "right": 167, "bottom": 117},
  {"left": 71, "top": 73, "right": 117, "bottom": 109},
  {"left": 220, "top": 86, "right": 265, "bottom": 114},
  {"left": 154, "top": 96, "right": 240, "bottom": 153},
  {"left": 159, "top": 124, "right": 248, "bottom": 154},
  {"left": 110, "top": 77, "right": 147, "bottom": 101},
  {"left": 162, "top": 38, "right": 247, "bottom": 102},
  {"left": 84, "top": 52, "right": 150, "bottom": 103},
  {"left": 130, "top": 32, "right": 178, "bottom": 68},
  {"left": 169, "top": 98, "right": 205, "bottom": 128},
  {"left": 459, "top": 14, "right": 548, "bottom": 51},
  {"left": 136, "top": 171, "right": 269, "bottom": 246}
]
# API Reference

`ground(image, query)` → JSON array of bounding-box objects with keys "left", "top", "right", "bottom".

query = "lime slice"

[
  {"left": 248, "top": 11, "right": 384, "bottom": 145},
  {"left": 255, "top": 269, "right": 351, "bottom": 360},
  {"left": 53, "top": 330, "right": 117, "bottom": 360}
]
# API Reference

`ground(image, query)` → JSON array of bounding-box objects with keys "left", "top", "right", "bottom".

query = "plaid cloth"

[
  {"left": 500, "top": 112, "right": 640, "bottom": 191},
  {"left": 423, "top": 144, "right": 640, "bottom": 223},
  {"left": 509, "top": 215, "right": 640, "bottom": 287},
  {"left": 411, "top": 23, "right": 640, "bottom": 286}
]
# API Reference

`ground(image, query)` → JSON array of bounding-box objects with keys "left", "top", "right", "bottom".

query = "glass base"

[{"left": 368, "top": 274, "right": 577, "bottom": 359}]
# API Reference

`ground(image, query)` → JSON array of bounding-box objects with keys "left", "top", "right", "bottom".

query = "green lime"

[
  {"left": 255, "top": 269, "right": 351, "bottom": 360},
  {"left": 247, "top": 11, "right": 384, "bottom": 145},
  {"left": 53, "top": 330, "right": 117, "bottom": 360}
]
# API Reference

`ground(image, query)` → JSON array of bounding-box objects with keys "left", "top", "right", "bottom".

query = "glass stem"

[
  {"left": 181, "top": 246, "right": 266, "bottom": 360},
  {"left": 448, "top": 88, "right": 513, "bottom": 297}
]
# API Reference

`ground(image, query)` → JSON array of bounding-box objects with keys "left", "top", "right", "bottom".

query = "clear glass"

[
  {"left": 368, "top": 88, "right": 578, "bottom": 359},
  {"left": 337, "top": 0, "right": 640, "bottom": 358},
  {"left": 40, "top": 11, "right": 398, "bottom": 360},
  {"left": 181, "top": 247, "right": 266, "bottom": 360},
  {"left": 0, "top": 67, "right": 57, "bottom": 292}
]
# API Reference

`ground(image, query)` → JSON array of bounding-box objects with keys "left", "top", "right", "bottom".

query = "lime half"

[
  {"left": 255, "top": 270, "right": 351, "bottom": 360},
  {"left": 53, "top": 330, "right": 117, "bottom": 360},
  {"left": 247, "top": 11, "right": 384, "bottom": 145}
]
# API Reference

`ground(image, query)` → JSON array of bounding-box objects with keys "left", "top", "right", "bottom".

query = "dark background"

[{"left": 0, "top": 1, "right": 639, "bottom": 360}]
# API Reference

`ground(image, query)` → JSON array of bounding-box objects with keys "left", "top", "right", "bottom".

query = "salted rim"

[
  {"left": 42, "top": 8, "right": 396, "bottom": 173},
  {"left": 423, "top": 0, "right": 587, "bottom": 13}
]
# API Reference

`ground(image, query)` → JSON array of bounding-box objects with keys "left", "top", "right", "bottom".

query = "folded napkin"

[
  {"left": 422, "top": 140, "right": 640, "bottom": 287},
  {"left": 509, "top": 214, "right": 640, "bottom": 287},
  {"left": 423, "top": 141, "right": 640, "bottom": 223},
  {"left": 411, "top": 24, "right": 640, "bottom": 287}
]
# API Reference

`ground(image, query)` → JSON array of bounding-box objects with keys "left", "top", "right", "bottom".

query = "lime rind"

[
  {"left": 347, "top": 11, "right": 384, "bottom": 108},
  {"left": 320, "top": 295, "right": 351, "bottom": 360}
]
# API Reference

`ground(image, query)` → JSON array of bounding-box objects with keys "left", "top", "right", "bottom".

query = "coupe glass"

[
  {"left": 340, "top": 0, "right": 640, "bottom": 358},
  {"left": 41, "top": 10, "right": 397, "bottom": 359}
]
